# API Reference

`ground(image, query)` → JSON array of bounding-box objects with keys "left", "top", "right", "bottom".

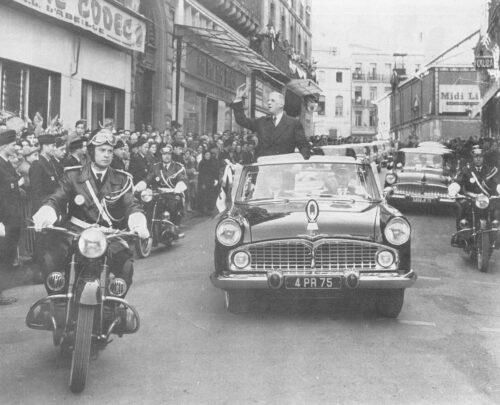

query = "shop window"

[
  {"left": 81, "top": 81, "right": 124, "bottom": 130},
  {"left": 0, "top": 60, "right": 60, "bottom": 125},
  {"left": 336, "top": 72, "right": 343, "bottom": 83},
  {"left": 335, "top": 96, "right": 343, "bottom": 117}
]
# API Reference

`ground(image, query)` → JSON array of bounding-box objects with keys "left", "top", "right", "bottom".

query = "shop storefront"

[
  {"left": 0, "top": 0, "right": 146, "bottom": 130},
  {"left": 181, "top": 45, "right": 245, "bottom": 135}
]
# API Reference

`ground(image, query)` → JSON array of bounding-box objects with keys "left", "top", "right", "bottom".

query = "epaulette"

[
  {"left": 64, "top": 165, "right": 82, "bottom": 172},
  {"left": 115, "top": 169, "right": 133, "bottom": 178}
]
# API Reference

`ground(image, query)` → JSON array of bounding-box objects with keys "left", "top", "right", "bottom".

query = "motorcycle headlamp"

[
  {"left": 384, "top": 217, "right": 411, "bottom": 245},
  {"left": 108, "top": 277, "right": 127, "bottom": 297},
  {"left": 141, "top": 188, "right": 153, "bottom": 203},
  {"left": 385, "top": 173, "right": 397, "bottom": 185},
  {"left": 78, "top": 228, "right": 108, "bottom": 258},
  {"left": 162, "top": 211, "right": 171, "bottom": 220},
  {"left": 475, "top": 194, "right": 490, "bottom": 209},
  {"left": 216, "top": 218, "right": 242, "bottom": 247}
]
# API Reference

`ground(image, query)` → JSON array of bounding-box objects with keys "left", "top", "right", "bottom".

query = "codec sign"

[{"left": 13, "top": 0, "right": 146, "bottom": 52}]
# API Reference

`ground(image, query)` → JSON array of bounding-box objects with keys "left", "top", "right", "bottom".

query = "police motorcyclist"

[
  {"left": 32, "top": 129, "right": 149, "bottom": 294},
  {"left": 137, "top": 144, "right": 187, "bottom": 226},
  {"left": 449, "top": 146, "right": 500, "bottom": 230}
]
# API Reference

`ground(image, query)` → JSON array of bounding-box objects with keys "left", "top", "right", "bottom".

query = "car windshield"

[
  {"left": 237, "top": 162, "right": 380, "bottom": 203},
  {"left": 396, "top": 151, "right": 453, "bottom": 171}
]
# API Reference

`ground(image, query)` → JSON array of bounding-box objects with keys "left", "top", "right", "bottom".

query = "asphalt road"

[{"left": 1, "top": 195, "right": 499, "bottom": 404}]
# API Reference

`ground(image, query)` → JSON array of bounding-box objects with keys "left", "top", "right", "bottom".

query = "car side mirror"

[
  {"left": 386, "top": 162, "right": 394, "bottom": 170},
  {"left": 396, "top": 162, "right": 403, "bottom": 169}
]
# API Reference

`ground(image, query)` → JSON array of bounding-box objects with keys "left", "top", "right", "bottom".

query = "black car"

[{"left": 212, "top": 153, "right": 416, "bottom": 317}]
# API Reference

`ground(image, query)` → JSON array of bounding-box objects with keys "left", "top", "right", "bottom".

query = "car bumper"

[{"left": 210, "top": 269, "right": 417, "bottom": 290}]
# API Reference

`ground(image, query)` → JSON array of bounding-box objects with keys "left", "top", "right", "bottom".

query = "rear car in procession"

[
  {"left": 212, "top": 153, "right": 417, "bottom": 317},
  {"left": 384, "top": 145, "right": 457, "bottom": 207}
]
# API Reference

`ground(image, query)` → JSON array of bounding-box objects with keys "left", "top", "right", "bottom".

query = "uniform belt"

[{"left": 70, "top": 216, "right": 94, "bottom": 229}]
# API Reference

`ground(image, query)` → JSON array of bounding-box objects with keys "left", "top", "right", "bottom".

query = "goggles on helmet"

[
  {"left": 90, "top": 130, "right": 116, "bottom": 147},
  {"left": 471, "top": 148, "right": 483, "bottom": 157}
]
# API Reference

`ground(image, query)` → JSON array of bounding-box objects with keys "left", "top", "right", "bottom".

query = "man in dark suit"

[
  {"left": 128, "top": 137, "right": 150, "bottom": 184},
  {"left": 29, "top": 134, "right": 61, "bottom": 211},
  {"left": 230, "top": 86, "right": 311, "bottom": 159},
  {"left": 62, "top": 137, "right": 86, "bottom": 168}
]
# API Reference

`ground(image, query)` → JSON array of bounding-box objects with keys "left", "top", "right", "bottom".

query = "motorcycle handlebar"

[{"left": 28, "top": 225, "right": 139, "bottom": 240}]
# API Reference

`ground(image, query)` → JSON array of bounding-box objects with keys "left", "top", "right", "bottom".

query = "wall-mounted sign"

[
  {"left": 475, "top": 56, "right": 495, "bottom": 69},
  {"left": 439, "top": 85, "right": 480, "bottom": 113},
  {"left": 12, "top": 0, "right": 146, "bottom": 52}
]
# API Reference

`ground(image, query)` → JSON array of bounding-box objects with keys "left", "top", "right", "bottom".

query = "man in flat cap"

[
  {"left": 63, "top": 137, "right": 86, "bottom": 168},
  {"left": 29, "top": 134, "right": 61, "bottom": 211},
  {"left": 52, "top": 137, "right": 66, "bottom": 179},
  {"left": 111, "top": 139, "right": 127, "bottom": 171},
  {"left": 0, "top": 129, "right": 22, "bottom": 303},
  {"left": 128, "top": 137, "right": 150, "bottom": 184}
]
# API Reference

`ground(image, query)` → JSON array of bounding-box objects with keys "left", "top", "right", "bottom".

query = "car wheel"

[
  {"left": 375, "top": 289, "right": 404, "bottom": 318},
  {"left": 225, "top": 290, "right": 269, "bottom": 314}
]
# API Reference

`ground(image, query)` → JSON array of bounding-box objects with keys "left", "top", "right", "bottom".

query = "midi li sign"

[{"left": 13, "top": 0, "right": 146, "bottom": 52}]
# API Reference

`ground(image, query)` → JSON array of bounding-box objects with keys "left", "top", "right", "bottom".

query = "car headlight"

[
  {"left": 384, "top": 217, "right": 411, "bottom": 245},
  {"left": 476, "top": 194, "right": 490, "bottom": 209},
  {"left": 376, "top": 250, "right": 395, "bottom": 268},
  {"left": 78, "top": 228, "right": 108, "bottom": 258},
  {"left": 46, "top": 272, "right": 65, "bottom": 292},
  {"left": 233, "top": 251, "right": 251, "bottom": 269},
  {"left": 385, "top": 173, "right": 397, "bottom": 185},
  {"left": 448, "top": 183, "right": 460, "bottom": 197},
  {"left": 141, "top": 189, "right": 153, "bottom": 203},
  {"left": 216, "top": 218, "right": 242, "bottom": 247}
]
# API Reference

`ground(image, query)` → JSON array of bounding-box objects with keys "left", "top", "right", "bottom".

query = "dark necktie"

[
  {"left": 272, "top": 115, "right": 277, "bottom": 126},
  {"left": 96, "top": 173, "right": 103, "bottom": 188}
]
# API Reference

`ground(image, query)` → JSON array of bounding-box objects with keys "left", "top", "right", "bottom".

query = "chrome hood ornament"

[{"left": 306, "top": 199, "right": 319, "bottom": 235}]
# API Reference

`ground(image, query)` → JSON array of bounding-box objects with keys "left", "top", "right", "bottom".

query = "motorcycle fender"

[{"left": 75, "top": 279, "right": 101, "bottom": 305}]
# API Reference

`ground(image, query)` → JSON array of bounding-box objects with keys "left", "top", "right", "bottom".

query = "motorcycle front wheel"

[
  {"left": 69, "top": 305, "right": 94, "bottom": 393},
  {"left": 477, "top": 232, "right": 491, "bottom": 273}
]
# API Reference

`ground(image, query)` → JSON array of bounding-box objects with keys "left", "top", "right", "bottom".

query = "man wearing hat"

[
  {"left": 52, "top": 137, "right": 66, "bottom": 178},
  {"left": 0, "top": 128, "right": 20, "bottom": 303},
  {"left": 29, "top": 134, "right": 61, "bottom": 211},
  {"left": 111, "top": 139, "right": 127, "bottom": 171},
  {"left": 450, "top": 146, "right": 500, "bottom": 230},
  {"left": 139, "top": 144, "right": 187, "bottom": 226},
  {"left": 128, "top": 137, "right": 150, "bottom": 184},
  {"left": 63, "top": 137, "right": 86, "bottom": 168}
]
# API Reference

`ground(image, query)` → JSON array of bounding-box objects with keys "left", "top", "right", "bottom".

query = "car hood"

[
  {"left": 235, "top": 200, "right": 379, "bottom": 242},
  {"left": 396, "top": 170, "right": 448, "bottom": 186}
]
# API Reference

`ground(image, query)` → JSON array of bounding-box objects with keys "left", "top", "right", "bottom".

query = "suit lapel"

[{"left": 271, "top": 114, "right": 290, "bottom": 143}]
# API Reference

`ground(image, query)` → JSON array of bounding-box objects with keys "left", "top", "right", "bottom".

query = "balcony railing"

[
  {"left": 352, "top": 72, "right": 365, "bottom": 80},
  {"left": 353, "top": 73, "right": 391, "bottom": 82},
  {"left": 352, "top": 98, "right": 377, "bottom": 107}
]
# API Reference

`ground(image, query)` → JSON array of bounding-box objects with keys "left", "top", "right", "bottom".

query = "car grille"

[
  {"left": 394, "top": 183, "right": 448, "bottom": 197},
  {"left": 246, "top": 239, "right": 383, "bottom": 271}
]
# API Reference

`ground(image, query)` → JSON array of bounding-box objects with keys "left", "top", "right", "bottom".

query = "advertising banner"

[
  {"left": 12, "top": 0, "right": 146, "bottom": 52},
  {"left": 438, "top": 85, "right": 480, "bottom": 114}
]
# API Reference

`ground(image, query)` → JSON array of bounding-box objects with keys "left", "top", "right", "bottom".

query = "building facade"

[
  {"left": 475, "top": 0, "right": 500, "bottom": 139},
  {"left": 173, "top": 0, "right": 320, "bottom": 137},
  {"left": 390, "top": 66, "right": 481, "bottom": 144},
  {"left": 0, "top": 0, "right": 150, "bottom": 131}
]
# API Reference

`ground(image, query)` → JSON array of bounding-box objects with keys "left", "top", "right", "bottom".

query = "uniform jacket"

[
  {"left": 146, "top": 161, "right": 187, "bottom": 189},
  {"left": 230, "top": 101, "right": 311, "bottom": 159},
  {"left": 44, "top": 162, "right": 141, "bottom": 228},
  {"left": 0, "top": 156, "right": 23, "bottom": 226},
  {"left": 455, "top": 163, "right": 498, "bottom": 195},
  {"left": 62, "top": 154, "right": 81, "bottom": 168},
  {"left": 52, "top": 157, "right": 64, "bottom": 179},
  {"left": 128, "top": 152, "right": 149, "bottom": 184},
  {"left": 29, "top": 154, "right": 61, "bottom": 211}
]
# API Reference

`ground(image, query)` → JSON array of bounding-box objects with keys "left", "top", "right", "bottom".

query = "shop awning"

[
  {"left": 174, "top": 24, "right": 286, "bottom": 75},
  {"left": 286, "top": 79, "right": 322, "bottom": 97}
]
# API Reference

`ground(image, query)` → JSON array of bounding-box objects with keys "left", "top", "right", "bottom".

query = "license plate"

[
  {"left": 412, "top": 196, "right": 432, "bottom": 203},
  {"left": 285, "top": 276, "right": 342, "bottom": 289}
]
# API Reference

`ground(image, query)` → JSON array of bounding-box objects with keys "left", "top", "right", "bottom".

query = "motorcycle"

[
  {"left": 136, "top": 184, "right": 186, "bottom": 258},
  {"left": 26, "top": 226, "right": 140, "bottom": 393},
  {"left": 450, "top": 192, "right": 500, "bottom": 272}
]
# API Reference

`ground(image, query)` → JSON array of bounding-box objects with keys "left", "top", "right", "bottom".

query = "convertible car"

[{"left": 212, "top": 153, "right": 416, "bottom": 317}]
